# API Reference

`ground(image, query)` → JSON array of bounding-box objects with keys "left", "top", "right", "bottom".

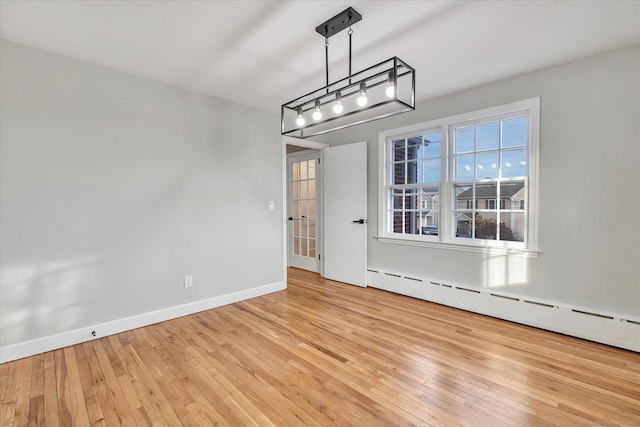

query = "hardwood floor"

[{"left": 2, "top": 267, "right": 639, "bottom": 426}]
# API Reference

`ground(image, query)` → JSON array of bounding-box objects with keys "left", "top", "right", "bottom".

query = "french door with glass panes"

[{"left": 287, "top": 152, "right": 320, "bottom": 272}]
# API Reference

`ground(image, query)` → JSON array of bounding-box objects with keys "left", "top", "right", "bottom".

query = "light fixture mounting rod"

[{"left": 315, "top": 7, "right": 362, "bottom": 38}]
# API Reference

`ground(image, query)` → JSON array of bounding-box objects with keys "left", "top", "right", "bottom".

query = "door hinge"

[
  {"left": 318, "top": 254, "right": 321, "bottom": 260},
  {"left": 317, "top": 158, "right": 321, "bottom": 164}
]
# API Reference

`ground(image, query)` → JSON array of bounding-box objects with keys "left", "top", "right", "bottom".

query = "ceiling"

[{"left": 1, "top": 1, "right": 639, "bottom": 114}]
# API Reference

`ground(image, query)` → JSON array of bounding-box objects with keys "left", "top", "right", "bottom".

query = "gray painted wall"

[
  {"left": 321, "top": 43, "right": 640, "bottom": 316},
  {"left": 0, "top": 40, "right": 283, "bottom": 347},
  {"left": 2, "top": 38, "right": 638, "bottom": 351}
]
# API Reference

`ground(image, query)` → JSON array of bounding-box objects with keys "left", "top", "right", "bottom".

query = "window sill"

[{"left": 375, "top": 236, "right": 540, "bottom": 258}]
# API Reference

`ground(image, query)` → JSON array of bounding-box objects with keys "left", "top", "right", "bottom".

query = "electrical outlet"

[{"left": 184, "top": 275, "right": 193, "bottom": 288}]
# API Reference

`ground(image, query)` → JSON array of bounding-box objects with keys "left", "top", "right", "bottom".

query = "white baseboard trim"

[
  {"left": 0, "top": 281, "right": 285, "bottom": 364},
  {"left": 367, "top": 269, "right": 639, "bottom": 352}
]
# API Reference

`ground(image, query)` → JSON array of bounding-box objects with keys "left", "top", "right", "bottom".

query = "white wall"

[
  {"left": 321, "top": 43, "right": 640, "bottom": 317},
  {"left": 0, "top": 40, "right": 283, "bottom": 350}
]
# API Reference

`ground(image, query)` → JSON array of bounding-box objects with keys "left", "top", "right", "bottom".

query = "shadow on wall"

[{"left": 0, "top": 256, "right": 100, "bottom": 345}]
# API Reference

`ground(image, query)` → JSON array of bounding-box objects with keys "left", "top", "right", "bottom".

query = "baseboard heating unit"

[{"left": 367, "top": 269, "right": 639, "bottom": 352}]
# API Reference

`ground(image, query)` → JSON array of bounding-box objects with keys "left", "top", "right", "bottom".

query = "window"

[
  {"left": 452, "top": 114, "right": 527, "bottom": 243},
  {"left": 386, "top": 131, "right": 441, "bottom": 237},
  {"left": 378, "top": 98, "right": 539, "bottom": 255}
]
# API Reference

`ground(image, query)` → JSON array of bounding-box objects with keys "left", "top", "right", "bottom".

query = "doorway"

[
  {"left": 287, "top": 150, "right": 321, "bottom": 272},
  {"left": 282, "top": 137, "right": 367, "bottom": 287}
]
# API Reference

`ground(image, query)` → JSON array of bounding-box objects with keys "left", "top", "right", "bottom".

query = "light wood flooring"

[{"left": 1, "top": 267, "right": 639, "bottom": 426}]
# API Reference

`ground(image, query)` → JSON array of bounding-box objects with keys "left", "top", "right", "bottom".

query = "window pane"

[
  {"left": 502, "top": 149, "right": 527, "bottom": 178},
  {"left": 420, "top": 186, "right": 439, "bottom": 210},
  {"left": 300, "top": 180, "right": 308, "bottom": 199},
  {"left": 292, "top": 163, "right": 299, "bottom": 180},
  {"left": 455, "top": 212, "right": 473, "bottom": 238},
  {"left": 423, "top": 133, "right": 441, "bottom": 157},
  {"left": 301, "top": 238, "right": 308, "bottom": 256},
  {"left": 308, "top": 179, "right": 316, "bottom": 199},
  {"left": 500, "top": 181, "right": 525, "bottom": 210},
  {"left": 393, "top": 162, "right": 406, "bottom": 185},
  {"left": 292, "top": 182, "right": 299, "bottom": 200},
  {"left": 407, "top": 136, "right": 421, "bottom": 160},
  {"left": 476, "top": 151, "right": 499, "bottom": 179},
  {"left": 392, "top": 191, "right": 403, "bottom": 209},
  {"left": 456, "top": 126, "right": 474, "bottom": 153},
  {"left": 405, "top": 188, "right": 418, "bottom": 211},
  {"left": 474, "top": 211, "right": 497, "bottom": 240},
  {"left": 303, "top": 200, "right": 311, "bottom": 219},
  {"left": 421, "top": 224, "right": 438, "bottom": 236},
  {"left": 423, "top": 158, "right": 441, "bottom": 183},
  {"left": 309, "top": 242, "right": 316, "bottom": 258},
  {"left": 499, "top": 212, "right": 525, "bottom": 242},
  {"left": 406, "top": 161, "right": 419, "bottom": 184},
  {"left": 294, "top": 219, "right": 301, "bottom": 237},
  {"left": 455, "top": 155, "right": 474, "bottom": 181},
  {"left": 502, "top": 116, "right": 527, "bottom": 148},
  {"left": 420, "top": 186, "right": 439, "bottom": 236},
  {"left": 300, "top": 161, "right": 308, "bottom": 180},
  {"left": 293, "top": 237, "right": 300, "bottom": 255},
  {"left": 308, "top": 160, "right": 315, "bottom": 179},
  {"left": 475, "top": 183, "right": 497, "bottom": 209},
  {"left": 477, "top": 121, "right": 499, "bottom": 151},
  {"left": 405, "top": 211, "right": 421, "bottom": 235},
  {"left": 392, "top": 211, "right": 404, "bottom": 233},
  {"left": 455, "top": 184, "right": 472, "bottom": 209},
  {"left": 393, "top": 139, "right": 406, "bottom": 162},
  {"left": 309, "top": 221, "right": 316, "bottom": 239},
  {"left": 308, "top": 199, "right": 316, "bottom": 217}
]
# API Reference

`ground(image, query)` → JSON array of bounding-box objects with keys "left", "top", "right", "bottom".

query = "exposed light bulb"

[
  {"left": 333, "top": 91, "right": 343, "bottom": 114},
  {"left": 385, "top": 71, "right": 395, "bottom": 98},
  {"left": 385, "top": 85, "right": 395, "bottom": 98},
  {"left": 296, "top": 107, "right": 305, "bottom": 126},
  {"left": 357, "top": 92, "right": 367, "bottom": 107},
  {"left": 312, "top": 100, "right": 322, "bottom": 121},
  {"left": 356, "top": 82, "right": 368, "bottom": 107}
]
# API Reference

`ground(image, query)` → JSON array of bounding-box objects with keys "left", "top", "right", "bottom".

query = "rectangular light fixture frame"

[{"left": 281, "top": 56, "right": 415, "bottom": 139}]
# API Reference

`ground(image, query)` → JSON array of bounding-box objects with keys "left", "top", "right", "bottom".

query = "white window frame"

[
  {"left": 381, "top": 127, "right": 443, "bottom": 243},
  {"left": 377, "top": 98, "right": 540, "bottom": 257}
]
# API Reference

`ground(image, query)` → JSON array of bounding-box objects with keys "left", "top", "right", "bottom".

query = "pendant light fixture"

[{"left": 281, "top": 7, "right": 415, "bottom": 138}]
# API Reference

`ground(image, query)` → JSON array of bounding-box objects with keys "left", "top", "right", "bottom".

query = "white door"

[
  {"left": 323, "top": 141, "right": 368, "bottom": 287},
  {"left": 287, "top": 152, "right": 320, "bottom": 272}
]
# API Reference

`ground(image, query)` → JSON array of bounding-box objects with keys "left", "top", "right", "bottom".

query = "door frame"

[{"left": 282, "top": 136, "right": 329, "bottom": 286}]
